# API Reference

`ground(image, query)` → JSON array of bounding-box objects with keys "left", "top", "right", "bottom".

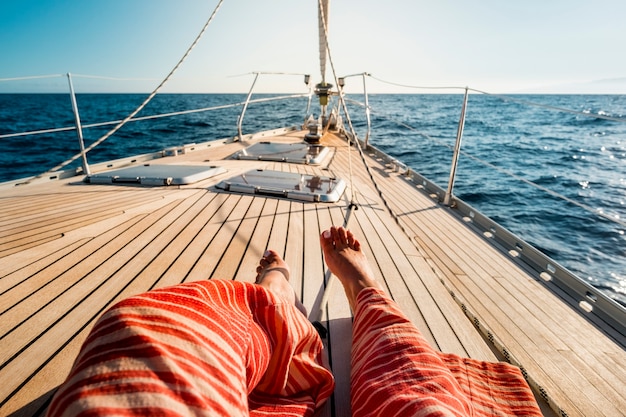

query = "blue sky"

[{"left": 1, "top": 0, "right": 625, "bottom": 94}]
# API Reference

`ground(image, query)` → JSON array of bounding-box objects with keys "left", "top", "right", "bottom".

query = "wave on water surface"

[{"left": 1, "top": 92, "right": 625, "bottom": 306}]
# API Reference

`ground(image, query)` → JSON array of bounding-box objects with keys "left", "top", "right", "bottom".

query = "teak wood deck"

[{"left": 1, "top": 130, "right": 624, "bottom": 417}]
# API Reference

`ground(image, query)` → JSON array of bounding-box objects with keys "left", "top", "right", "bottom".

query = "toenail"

[
  {"left": 264, "top": 250, "right": 271, "bottom": 257},
  {"left": 323, "top": 230, "right": 331, "bottom": 239}
]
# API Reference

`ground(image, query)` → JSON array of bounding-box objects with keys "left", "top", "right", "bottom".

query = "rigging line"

[
  {"left": 0, "top": 74, "right": 65, "bottom": 82},
  {"left": 229, "top": 71, "right": 312, "bottom": 78},
  {"left": 70, "top": 74, "right": 160, "bottom": 81},
  {"left": 467, "top": 87, "right": 626, "bottom": 124},
  {"left": 350, "top": 97, "right": 626, "bottom": 231},
  {"left": 343, "top": 97, "right": 448, "bottom": 146},
  {"left": 316, "top": 0, "right": 356, "bottom": 205},
  {"left": 317, "top": 0, "right": 404, "bottom": 234},
  {"left": 366, "top": 105, "right": 626, "bottom": 229},
  {"left": 25, "top": 0, "right": 225, "bottom": 183},
  {"left": 370, "top": 74, "right": 626, "bottom": 124},
  {"left": 368, "top": 74, "right": 467, "bottom": 91},
  {"left": 459, "top": 149, "right": 626, "bottom": 229},
  {"left": 1, "top": 93, "right": 309, "bottom": 140}
]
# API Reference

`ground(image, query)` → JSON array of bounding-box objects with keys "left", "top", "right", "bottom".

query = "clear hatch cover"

[{"left": 216, "top": 169, "right": 346, "bottom": 202}]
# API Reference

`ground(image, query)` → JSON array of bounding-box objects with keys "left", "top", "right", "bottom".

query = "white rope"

[
  {"left": 368, "top": 74, "right": 467, "bottom": 91},
  {"left": 70, "top": 74, "right": 160, "bottom": 81},
  {"left": 315, "top": 0, "right": 407, "bottom": 239},
  {"left": 358, "top": 101, "right": 626, "bottom": 229},
  {"left": 0, "top": 93, "right": 308, "bottom": 140},
  {"left": 25, "top": 0, "right": 225, "bottom": 183},
  {"left": 369, "top": 75, "right": 626, "bottom": 124},
  {"left": 0, "top": 74, "right": 64, "bottom": 82},
  {"left": 468, "top": 87, "right": 626, "bottom": 123},
  {"left": 459, "top": 149, "right": 626, "bottom": 229}
]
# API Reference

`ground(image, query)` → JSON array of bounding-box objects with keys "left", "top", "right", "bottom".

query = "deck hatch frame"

[
  {"left": 216, "top": 169, "right": 346, "bottom": 202},
  {"left": 233, "top": 142, "right": 329, "bottom": 165},
  {"left": 87, "top": 164, "right": 226, "bottom": 186}
]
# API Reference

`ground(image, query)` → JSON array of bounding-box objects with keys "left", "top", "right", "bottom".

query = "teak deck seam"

[{"left": 0, "top": 131, "right": 624, "bottom": 416}]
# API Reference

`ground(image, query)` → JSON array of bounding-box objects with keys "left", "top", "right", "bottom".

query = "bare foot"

[
  {"left": 320, "top": 226, "right": 381, "bottom": 310},
  {"left": 256, "top": 250, "right": 307, "bottom": 315}
]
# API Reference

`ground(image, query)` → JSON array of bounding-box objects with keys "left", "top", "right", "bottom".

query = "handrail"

[
  {"left": 237, "top": 72, "right": 260, "bottom": 140},
  {"left": 346, "top": 91, "right": 626, "bottom": 230},
  {"left": 340, "top": 78, "right": 626, "bottom": 321},
  {"left": 66, "top": 73, "right": 91, "bottom": 175},
  {"left": 361, "top": 138, "right": 626, "bottom": 339},
  {"left": 443, "top": 86, "right": 468, "bottom": 206}
]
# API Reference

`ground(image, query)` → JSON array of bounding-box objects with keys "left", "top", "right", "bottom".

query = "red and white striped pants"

[
  {"left": 351, "top": 288, "right": 542, "bottom": 417},
  {"left": 48, "top": 281, "right": 541, "bottom": 416}
]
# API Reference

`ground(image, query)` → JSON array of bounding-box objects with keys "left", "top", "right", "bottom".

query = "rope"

[
  {"left": 459, "top": 149, "right": 626, "bottom": 229},
  {"left": 0, "top": 74, "right": 64, "bottom": 82},
  {"left": 468, "top": 87, "right": 626, "bottom": 123},
  {"left": 368, "top": 74, "right": 467, "bottom": 91},
  {"left": 0, "top": 93, "right": 308, "bottom": 140},
  {"left": 369, "top": 75, "right": 626, "bottom": 124},
  {"left": 316, "top": 0, "right": 405, "bottom": 233},
  {"left": 356, "top": 100, "right": 626, "bottom": 230},
  {"left": 22, "top": 0, "right": 225, "bottom": 183},
  {"left": 69, "top": 74, "right": 159, "bottom": 81}
]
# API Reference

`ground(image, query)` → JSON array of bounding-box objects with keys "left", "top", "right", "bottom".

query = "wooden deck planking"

[
  {"left": 0, "top": 189, "right": 171, "bottom": 257},
  {"left": 185, "top": 194, "right": 248, "bottom": 282},
  {"left": 211, "top": 196, "right": 266, "bottom": 280},
  {"left": 354, "top": 191, "right": 497, "bottom": 359},
  {"left": 0, "top": 190, "right": 150, "bottom": 230},
  {"left": 130, "top": 192, "right": 226, "bottom": 289},
  {"left": 233, "top": 197, "right": 280, "bottom": 283},
  {"left": 350, "top": 151, "right": 626, "bottom": 415},
  {"left": 1, "top": 191, "right": 226, "bottom": 415},
  {"left": 331, "top": 146, "right": 498, "bottom": 358},
  {"left": 322, "top": 204, "right": 354, "bottom": 417},
  {"left": 285, "top": 201, "right": 306, "bottom": 308},
  {"left": 328, "top": 138, "right": 626, "bottom": 415},
  {"left": 315, "top": 137, "right": 500, "bottom": 412},
  {"left": 2, "top": 131, "right": 625, "bottom": 417}
]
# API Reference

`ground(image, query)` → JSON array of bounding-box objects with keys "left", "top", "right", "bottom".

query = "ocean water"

[{"left": 1, "top": 93, "right": 625, "bottom": 306}]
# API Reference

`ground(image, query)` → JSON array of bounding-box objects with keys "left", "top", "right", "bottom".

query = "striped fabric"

[
  {"left": 351, "top": 288, "right": 542, "bottom": 417},
  {"left": 47, "top": 280, "right": 334, "bottom": 417}
]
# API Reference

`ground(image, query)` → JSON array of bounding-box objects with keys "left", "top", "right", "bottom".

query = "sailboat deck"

[{"left": 1, "top": 130, "right": 624, "bottom": 416}]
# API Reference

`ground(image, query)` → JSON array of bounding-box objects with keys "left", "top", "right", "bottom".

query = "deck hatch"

[
  {"left": 216, "top": 169, "right": 346, "bottom": 202},
  {"left": 233, "top": 142, "right": 329, "bottom": 165},
  {"left": 87, "top": 164, "right": 226, "bottom": 186}
]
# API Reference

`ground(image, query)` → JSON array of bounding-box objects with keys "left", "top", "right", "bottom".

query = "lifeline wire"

[
  {"left": 0, "top": 93, "right": 308, "bottom": 140},
  {"left": 25, "top": 0, "right": 225, "bottom": 183},
  {"left": 0, "top": 74, "right": 65, "bottom": 82},
  {"left": 369, "top": 74, "right": 626, "bottom": 124},
  {"left": 350, "top": 94, "right": 626, "bottom": 230}
]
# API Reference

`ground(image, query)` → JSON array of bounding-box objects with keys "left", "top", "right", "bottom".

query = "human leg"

[
  {"left": 47, "top": 280, "right": 269, "bottom": 417},
  {"left": 319, "top": 226, "right": 382, "bottom": 311},
  {"left": 255, "top": 249, "right": 307, "bottom": 316},
  {"left": 48, "top": 252, "right": 334, "bottom": 417},
  {"left": 320, "top": 226, "right": 541, "bottom": 417}
]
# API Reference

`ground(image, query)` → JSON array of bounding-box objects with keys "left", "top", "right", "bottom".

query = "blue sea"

[{"left": 1, "top": 93, "right": 625, "bottom": 306}]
